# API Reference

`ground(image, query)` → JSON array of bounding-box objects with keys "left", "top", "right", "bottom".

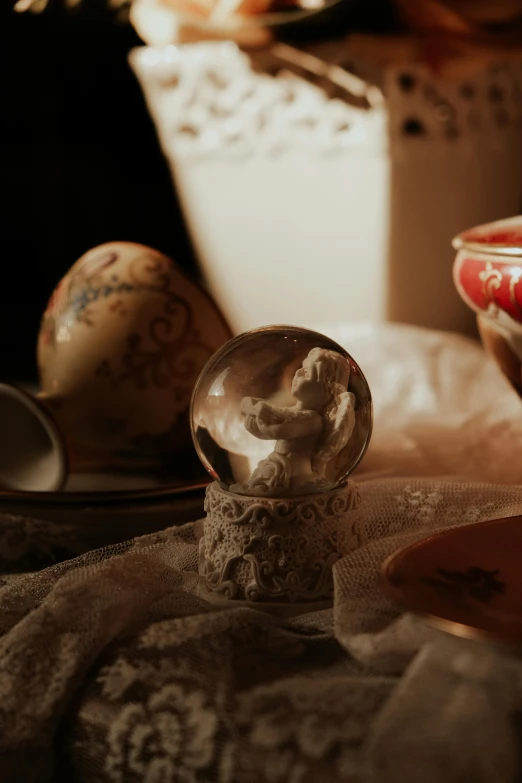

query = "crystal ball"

[{"left": 190, "top": 325, "right": 372, "bottom": 495}]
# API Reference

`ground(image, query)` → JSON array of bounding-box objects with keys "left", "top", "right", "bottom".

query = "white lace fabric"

[{"left": 2, "top": 323, "right": 522, "bottom": 783}]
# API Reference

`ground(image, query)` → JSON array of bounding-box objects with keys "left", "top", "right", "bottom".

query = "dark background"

[
  {"left": 0, "top": 0, "right": 400, "bottom": 383},
  {"left": 1, "top": 1, "right": 199, "bottom": 383}
]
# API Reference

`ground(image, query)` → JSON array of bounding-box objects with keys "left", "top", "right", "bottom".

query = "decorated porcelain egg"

[{"left": 38, "top": 242, "right": 232, "bottom": 472}]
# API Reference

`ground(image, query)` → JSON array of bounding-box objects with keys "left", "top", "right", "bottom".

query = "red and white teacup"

[{"left": 453, "top": 216, "right": 522, "bottom": 393}]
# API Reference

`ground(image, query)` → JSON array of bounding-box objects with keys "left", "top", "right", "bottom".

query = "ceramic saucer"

[
  {"left": 382, "top": 516, "right": 522, "bottom": 647},
  {"left": 0, "top": 471, "right": 208, "bottom": 504},
  {"left": 0, "top": 471, "right": 209, "bottom": 552}
]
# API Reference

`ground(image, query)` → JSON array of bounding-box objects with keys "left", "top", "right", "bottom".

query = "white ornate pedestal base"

[{"left": 198, "top": 480, "right": 364, "bottom": 608}]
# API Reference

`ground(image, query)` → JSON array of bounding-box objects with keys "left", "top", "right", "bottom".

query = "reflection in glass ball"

[{"left": 190, "top": 325, "right": 373, "bottom": 496}]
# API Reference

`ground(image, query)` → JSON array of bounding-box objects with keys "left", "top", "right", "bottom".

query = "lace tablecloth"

[{"left": 2, "top": 323, "right": 522, "bottom": 783}]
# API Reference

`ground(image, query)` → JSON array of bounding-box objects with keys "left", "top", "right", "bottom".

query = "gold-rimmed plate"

[
  {"left": 0, "top": 473, "right": 209, "bottom": 553},
  {"left": 382, "top": 516, "right": 522, "bottom": 648},
  {"left": 0, "top": 472, "right": 209, "bottom": 506}
]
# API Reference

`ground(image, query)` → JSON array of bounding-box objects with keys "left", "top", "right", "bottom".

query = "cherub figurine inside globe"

[
  {"left": 232, "top": 347, "right": 356, "bottom": 496},
  {"left": 191, "top": 325, "right": 372, "bottom": 610}
]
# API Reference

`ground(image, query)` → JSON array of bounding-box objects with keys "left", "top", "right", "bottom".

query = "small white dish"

[
  {"left": 0, "top": 470, "right": 208, "bottom": 504},
  {"left": 0, "top": 475, "right": 207, "bottom": 552},
  {"left": 0, "top": 383, "right": 67, "bottom": 492}
]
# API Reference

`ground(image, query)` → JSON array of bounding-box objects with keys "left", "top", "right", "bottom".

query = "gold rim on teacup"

[{"left": 452, "top": 215, "right": 522, "bottom": 258}]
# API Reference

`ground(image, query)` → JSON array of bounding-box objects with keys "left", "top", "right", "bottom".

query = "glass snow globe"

[
  {"left": 191, "top": 325, "right": 372, "bottom": 607},
  {"left": 191, "top": 325, "right": 372, "bottom": 497}
]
